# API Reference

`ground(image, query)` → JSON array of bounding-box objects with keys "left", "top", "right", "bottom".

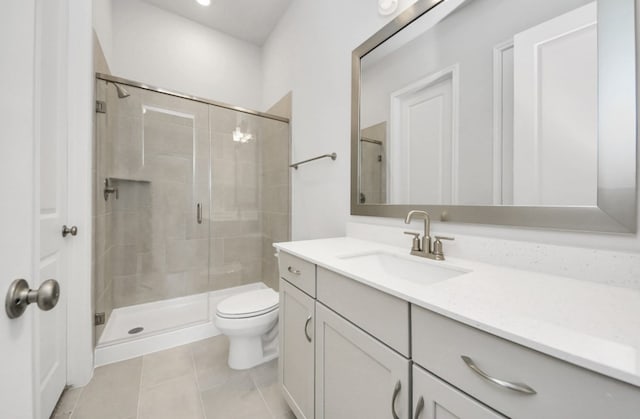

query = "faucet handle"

[
  {"left": 432, "top": 236, "right": 454, "bottom": 260},
  {"left": 403, "top": 231, "right": 421, "bottom": 252}
]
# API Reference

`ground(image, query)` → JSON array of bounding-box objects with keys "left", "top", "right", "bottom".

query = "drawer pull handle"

[
  {"left": 391, "top": 380, "right": 401, "bottom": 419},
  {"left": 304, "top": 315, "right": 312, "bottom": 342},
  {"left": 461, "top": 356, "right": 537, "bottom": 395},
  {"left": 414, "top": 396, "right": 424, "bottom": 419},
  {"left": 287, "top": 266, "right": 301, "bottom": 275}
]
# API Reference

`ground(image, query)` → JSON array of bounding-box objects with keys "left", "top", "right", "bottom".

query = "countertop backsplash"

[{"left": 346, "top": 221, "right": 640, "bottom": 290}]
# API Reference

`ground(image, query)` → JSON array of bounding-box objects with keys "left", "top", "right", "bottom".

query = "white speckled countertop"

[{"left": 274, "top": 237, "right": 640, "bottom": 388}]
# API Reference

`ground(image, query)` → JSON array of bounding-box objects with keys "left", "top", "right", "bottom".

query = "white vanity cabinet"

[
  {"left": 411, "top": 305, "right": 640, "bottom": 419},
  {"left": 279, "top": 278, "right": 315, "bottom": 419},
  {"left": 315, "top": 302, "right": 411, "bottom": 419},
  {"left": 316, "top": 267, "right": 410, "bottom": 356},
  {"left": 276, "top": 248, "right": 640, "bottom": 419},
  {"left": 412, "top": 364, "right": 505, "bottom": 419},
  {"left": 279, "top": 250, "right": 316, "bottom": 297}
]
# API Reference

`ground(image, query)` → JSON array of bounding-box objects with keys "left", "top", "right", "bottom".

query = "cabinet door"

[
  {"left": 279, "top": 278, "right": 315, "bottom": 419},
  {"left": 315, "top": 302, "right": 410, "bottom": 419},
  {"left": 413, "top": 364, "right": 505, "bottom": 419}
]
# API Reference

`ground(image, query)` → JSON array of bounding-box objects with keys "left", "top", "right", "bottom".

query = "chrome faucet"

[
  {"left": 403, "top": 210, "right": 454, "bottom": 260},
  {"left": 404, "top": 210, "right": 431, "bottom": 254}
]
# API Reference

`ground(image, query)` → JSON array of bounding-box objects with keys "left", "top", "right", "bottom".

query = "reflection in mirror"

[
  {"left": 360, "top": 122, "right": 387, "bottom": 204},
  {"left": 360, "top": 0, "right": 599, "bottom": 207}
]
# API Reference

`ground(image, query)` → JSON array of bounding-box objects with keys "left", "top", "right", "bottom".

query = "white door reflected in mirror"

[{"left": 360, "top": 0, "right": 599, "bottom": 207}]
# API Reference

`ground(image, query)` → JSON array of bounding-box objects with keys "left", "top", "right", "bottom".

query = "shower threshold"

[{"left": 94, "top": 282, "right": 268, "bottom": 366}]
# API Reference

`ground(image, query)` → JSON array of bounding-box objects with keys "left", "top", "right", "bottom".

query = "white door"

[
  {"left": 389, "top": 67, "right": 458, "bottom": 204},
  {"left": 35, "top": 0, "right": 69, "bottom": 416},
  {"left": 1, "top": 1, "right": 70, "bottom": 418},
  {"left": 512, "top": 2, "right": 597, "bottom": 206}
]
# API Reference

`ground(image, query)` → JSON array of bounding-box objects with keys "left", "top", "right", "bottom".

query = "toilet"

[{"left": 215, "top": 288, "right": 279, "bottom": 370}]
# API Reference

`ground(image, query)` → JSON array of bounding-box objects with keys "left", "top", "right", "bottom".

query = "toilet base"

[
  {"left": 214, "top": 290, "right": 280, "bottom": 370},
  {"left": 228, "top": 335, "right": 279, "bottom": 370}
]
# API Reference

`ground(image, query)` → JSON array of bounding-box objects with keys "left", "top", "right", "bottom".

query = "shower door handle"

[{"left": 196, "top": 203, "right": 203, "bottom": 224}]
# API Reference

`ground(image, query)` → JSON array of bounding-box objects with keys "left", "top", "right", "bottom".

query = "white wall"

[
  {"left": 107, "top": 0, "right": 263, "bottom": 110},
  {"left": 262, "top": 0, "right": 422, "bottom": 240},
  {"left": 93, "top": 0, "right": 113, "bottom": 67},
  {"left": 263, "top": 0, "right": 640, "bottom": 285}
]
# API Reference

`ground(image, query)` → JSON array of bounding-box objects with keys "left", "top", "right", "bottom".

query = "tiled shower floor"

[{"left": 51, "top": 335, "right": 295, "bottom": 419}]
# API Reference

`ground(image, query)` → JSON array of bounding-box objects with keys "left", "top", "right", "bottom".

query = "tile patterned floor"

[{"left": 51, "top": 336, "right": 296, "bottom": 419}]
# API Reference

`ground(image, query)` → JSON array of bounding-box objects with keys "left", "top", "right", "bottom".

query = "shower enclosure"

[{"left": 93, "top": 74, "right": 290, "bottom": 364}]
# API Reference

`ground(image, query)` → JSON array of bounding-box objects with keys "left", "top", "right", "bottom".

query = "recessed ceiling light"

[
  {"left": 378, "top": 0, "right": 398, "bottom": 16},
  {"left": 196, "top": 0, "right": 211, "bottom": 6}
]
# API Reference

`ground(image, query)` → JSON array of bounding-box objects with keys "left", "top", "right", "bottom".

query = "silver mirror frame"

[{"left": 351, "top": 0, "right": 637, "bottom": 233}]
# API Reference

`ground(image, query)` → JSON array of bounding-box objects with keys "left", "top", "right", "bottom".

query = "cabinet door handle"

[
  {"left": 288, "top": 266, "right": 301, "bottom": 275},
  {"left": 304, "top": 315, "right": 312, "bottom": 342},
  {"left": 461, "top": 355, "right": 536, "bottom": 395},
  {"left": 413, "top": 396, "right": 424, "bottom": 419},
  {"left": 391, "top": 380, "right": 401, "bottom": 419}
]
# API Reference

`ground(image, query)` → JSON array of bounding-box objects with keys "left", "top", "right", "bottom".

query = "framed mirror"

[{"left": 351, "top": 0, "right": 637, "bottom": 233}]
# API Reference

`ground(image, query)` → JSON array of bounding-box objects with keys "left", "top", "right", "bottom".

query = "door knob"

[
  {"left": 5, "top": 278, "right": 60, "bottom": 319},
  {"left": 62, "top": 225, "right": 78, "bottom": 237}
]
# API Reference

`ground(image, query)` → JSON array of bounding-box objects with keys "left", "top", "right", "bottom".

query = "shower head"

[{"left": 114, "top": 83, "right": 130, "bottom": 99}]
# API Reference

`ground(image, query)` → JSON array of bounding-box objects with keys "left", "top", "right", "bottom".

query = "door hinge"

[
  {"left": 95, "top": 100, "right": 106, "bottom": 113},
  {"left": 94, "top": 312, "right": 105, "bottom": 326}
]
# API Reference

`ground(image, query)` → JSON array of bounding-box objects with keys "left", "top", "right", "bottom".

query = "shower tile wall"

[
  {"left": 93, "top": 36, "right": 113, "bottom": 343},
  {"left": 94, "top": 80, "right": 112, "bottom": 342},
  {"left": 208, "top": 107, "right": 290, "bottom": 292},
  {"left": 360, "top": 122, "right": 387, "bottom": 205},
  {"left": 209, "top": 108, "right": 262, "bottom": 290},
  {"left": 261, "top": 94, "right": 292, "bottom": 290},
  {"left": 96, "top": 85, "right": 211, "bottom": 311}
]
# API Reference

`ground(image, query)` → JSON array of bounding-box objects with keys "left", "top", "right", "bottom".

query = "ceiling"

[{"left": 142, "top": 0, "right": 293, "bottom": 46}]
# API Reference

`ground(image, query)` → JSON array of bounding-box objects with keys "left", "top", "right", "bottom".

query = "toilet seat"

[{"left": 216, "top": 289, "right": 279, "bottom": 319}]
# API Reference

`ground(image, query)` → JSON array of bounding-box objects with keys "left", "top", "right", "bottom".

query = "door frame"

[
  {"left": 0, "top": 0, "right": 92, "bottom": 416},
  {"left": 65, "top": 0, "right": 94, "bottom": 388},
  {"left": 388, "top": 64, "right": 460, "bottom": 204},
  {"left": 0, "top": 2, "right": 39, "bottom": 417}
]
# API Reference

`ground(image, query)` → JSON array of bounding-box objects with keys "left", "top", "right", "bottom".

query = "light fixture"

[
  {"left": 378, "top": 0, "right": 398, "bottom": 16},
  {"left": 232, "top": 127, "right": 253, "bottom": 143},
  {"left": 196, "top": 0, "right": 211, "bottom": 6}
]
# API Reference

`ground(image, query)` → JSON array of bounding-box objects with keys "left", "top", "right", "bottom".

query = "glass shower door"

[
  {"left": 95, "top": 79, "right": 211, "bottom": 344},
  {"left": 208, "top": 105, "right": 290, "bottom": 294}
]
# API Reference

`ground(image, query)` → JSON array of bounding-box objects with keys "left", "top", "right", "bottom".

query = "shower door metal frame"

[{"left": 96, "top": 73, "right": 290, "bottom": 123}]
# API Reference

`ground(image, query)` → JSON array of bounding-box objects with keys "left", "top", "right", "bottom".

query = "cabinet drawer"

[
  {"left": 412, "top": 306, "right": 640, "bottom": 419},
  {"left": 279, "top": 251, "right": 316, "bottom": 297},
  {"left": 317, "top": 267, "right": 410, "bottom": 357}
]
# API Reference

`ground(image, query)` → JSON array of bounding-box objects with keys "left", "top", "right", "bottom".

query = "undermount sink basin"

[{"left": 338, "top": 251, "right": 468, "bottom": 284}]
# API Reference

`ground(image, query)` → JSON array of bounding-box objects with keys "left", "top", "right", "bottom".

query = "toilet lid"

[{"left": 216, "top": 288, "right": 279, "bottom": 319}]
